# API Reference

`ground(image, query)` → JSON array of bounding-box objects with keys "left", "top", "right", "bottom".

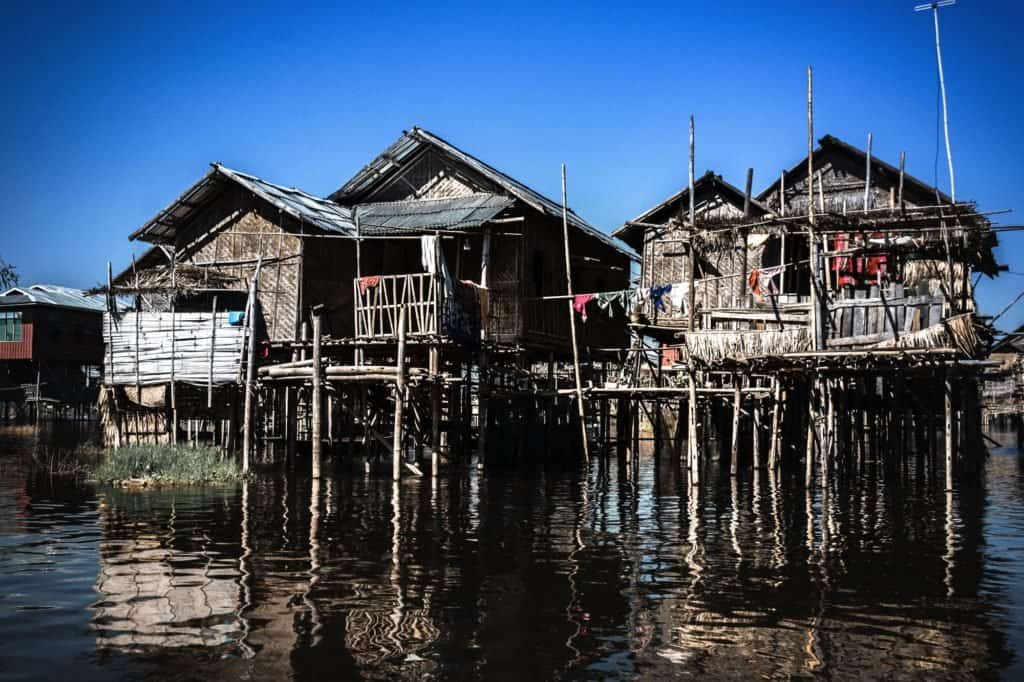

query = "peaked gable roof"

[
  {"left": 612, "top": 171, "right": 769, "bottom": 251},
  {"left": 331, "top": 127, "right": 637, "bottom": 260},
  {"left": 756, "top": 134, "right": 953, "bottom": 207},
  {"left": 130, "top": 164, "right": 356, "bottom": 244}
]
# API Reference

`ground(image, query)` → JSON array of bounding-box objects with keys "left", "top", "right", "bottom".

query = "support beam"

[{"left": 311, "top": 310, "right": 323, "bottom": 480}]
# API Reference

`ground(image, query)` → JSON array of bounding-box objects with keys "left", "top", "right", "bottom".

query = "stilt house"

[
  {"left": 0, "top": 284, "right": 105, "bottom": 421},
  {"left": 102, "top": 127, "right": 635, "bottom": 454}
]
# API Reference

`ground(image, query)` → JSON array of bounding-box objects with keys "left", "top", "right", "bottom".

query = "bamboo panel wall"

[
  {"left": 176, "top": 186, "right": 302, "bottom": 342},
  {"left": 104, "top": 312, "right": 245, "bottom": 386}
]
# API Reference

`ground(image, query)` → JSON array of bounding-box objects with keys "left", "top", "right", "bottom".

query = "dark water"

[{"left": 2, "top": 426, "right": 1024, "bottom": 680}]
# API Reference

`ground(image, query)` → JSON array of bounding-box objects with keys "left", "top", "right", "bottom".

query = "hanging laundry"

[
  {"left": 832, "top": 233, "right": 887, "bottom": 286},
  {"left": 668, "top": 282, "right": 688, "bottom": 314},
  {"left": 358, "top": 275, "right": 381, "bottom": 295},
  {"left": 421, "top": 234, "right": 439, "bottom": 274},
  {"left": 573, "top": 293, "right": 596, "bottom": 321},
  {"left": 596, "top": 290, "right": 628, "bottom": 316},
  {"left": 748, "top": 266, "right": 785, "bottom": 300},
  {"left": 649, "top": 284, "right": 672, "bottom": 312}
]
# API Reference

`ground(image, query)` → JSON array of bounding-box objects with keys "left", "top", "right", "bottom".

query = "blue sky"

[{"left": 2, "top": 1, "right": 1022, "bottom": 329}]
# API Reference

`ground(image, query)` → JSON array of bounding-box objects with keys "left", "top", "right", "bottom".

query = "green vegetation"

[{"left": 92, "top": 445, "right": 241, "bottom": 485}]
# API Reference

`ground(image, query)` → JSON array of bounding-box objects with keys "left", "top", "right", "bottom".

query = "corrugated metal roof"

[
  {"left": 131, "top": 165, "right": 357, "bottom": 243},
  {"left": 215, "top": 165, "right": 356, "bottom": 235},
  {"left": 0, "top": 285, "right": 106, "bottom": 312},
  {"left": 130, "top": 164, "right": 520, "bottom": 244},
  {"left": 355, "top": 193, "right": 514, "bottom": 235},
  {"left": 331, "top": 127, "right": 638, "bottom": 261}
]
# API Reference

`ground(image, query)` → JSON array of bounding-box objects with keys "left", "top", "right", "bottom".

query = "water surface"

[{"left": 1, "top": 425, "right": 1023, "bottom": 680}]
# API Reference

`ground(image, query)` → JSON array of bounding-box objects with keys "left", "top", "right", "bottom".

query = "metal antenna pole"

[{"left": 915, "top": 0, "right": 957, "bottom": 203}]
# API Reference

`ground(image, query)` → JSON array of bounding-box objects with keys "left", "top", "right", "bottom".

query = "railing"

[{"left": 354, "top": 273, "right": 439, "bottom": 339}]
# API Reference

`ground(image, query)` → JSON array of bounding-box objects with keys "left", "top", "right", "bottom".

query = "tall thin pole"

[
  {"left": 561, "top": 164, "right": 590, "bottom": 462},
  {"left": 807, "top": 66, "right": 822, "bottom": 351},
  {"left": 687, "top": 116, "right": 697, "bottom": 333},
  {"left": 311, "top": 310, "right": 322, "bottom": 480},
  {"left": 687, "top": 115, "right": 700, "bottom": 486},
  {"left": 864, "top": 132, "right": 873, "bottom": 211},
  {"left": 918, "top": 1, "right": 957, "bottom": 202}
]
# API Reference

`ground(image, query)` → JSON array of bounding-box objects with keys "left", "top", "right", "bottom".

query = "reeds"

[{"left": 92, "top": 445, "right": 241, "bottom": 484}]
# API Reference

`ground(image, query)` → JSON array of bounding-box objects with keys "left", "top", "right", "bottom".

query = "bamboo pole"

[
  {"left": 169, "top": 255, "right": 177, "bottom": 446},
  {"left": 807, "top": 66, "right": 822, "bottom": 351},
  {"left": 561, "top": 164, "right": 590, "bottom": 462},
  {"left": 311, "top": 310, "right": 322, "bottom": 480},
  {"left": 207, "top": 296, "right": 218, "bottom": 408},
  {"left": 898, "top": 151, "right": 906, "bottom": 214},
  {"left": 241, "top": 257, "right": 262, "bottom": 473},
  {"left": 768, "top": 378, "right": 782, "bottom": 470},
  {"left": 687, "top": 115, "right": 697, "bottom": 332},
  {"left": 864, "top": 132, "right": 873, "bottom": 211},
  {"left": 945, "top": 367, "right": 954, "bottom": 490},
  {"left": 753, "top": 391, "right": 763, "bottom": 470},
  {"left": 730, "top": 375, "right": 741, "bottom": 477},
  {"left": 393, "top": 306, "right": 407, "bottom": 482},
  {"left": 477, "top": 227, "right": 491, "bottom": 471}
]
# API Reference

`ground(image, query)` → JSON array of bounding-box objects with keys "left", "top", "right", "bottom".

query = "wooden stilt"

[
  {"left": 945, "top": 368, "right": 954, "bottom": 490},
  {"left": 560, "top": 164, "right": 590, "bottom": 462},
  {"left": 430, "top": 345, "right": 441, "bottom": 478},
  {"left": 393, "top": 306, "right": 407, "bottom": 482},
  {"left": 753, "top": 388, "right": 763, "bottom": 470},
  {"left": 241, "top": 258, "right": 263, "bottom": 473},
  {"left": 769, "top": 378, "right": 782, "bottom": 470},
  {"left": 730, "top": 374, "right": 741, "bottom": 477},
  {"left": 688, "top": 370, "right": 700, "bottom": 486},
  {"left": 311, "top": 310, "right": 323, "bottom": 480}
]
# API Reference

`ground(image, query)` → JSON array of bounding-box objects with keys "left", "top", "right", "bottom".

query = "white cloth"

[
  {"left": 669, "top": 282, "right": 688, "bottom": 313},
  {"left": 420, "top": 234, "right": 453, "bottom": 294}
]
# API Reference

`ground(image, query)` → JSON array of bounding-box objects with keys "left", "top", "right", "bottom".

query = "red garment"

[
  {"left": 573, "top": 293, "right": 595, "bottom": 321},
  {"left": 358, "top": 275, "right": 381, "bottom": 294},
  {"left": 748, "top": 269, "right": 761, "bottom": 297},
  {"left": 832, "top": 233, "right": 887, "bottom": 286}
]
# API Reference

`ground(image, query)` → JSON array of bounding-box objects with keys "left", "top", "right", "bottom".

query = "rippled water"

[{"left": 2, "top": 425, "right": 1024, "bottom": 680}]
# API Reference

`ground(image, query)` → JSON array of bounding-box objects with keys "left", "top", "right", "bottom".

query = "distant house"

[{"left": 0, "top": 284, "right": 106, "bottom": 420}]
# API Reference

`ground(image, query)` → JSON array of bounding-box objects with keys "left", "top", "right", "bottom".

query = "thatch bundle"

[
  {"left": 681, "top": 328, "right": 811, "bottom": 365},
  {"left": 872, "top": 313, "right": 979, "bottom": 355},
  {"left": 117, "top": 265, "right": 243, "bottom": 292}
]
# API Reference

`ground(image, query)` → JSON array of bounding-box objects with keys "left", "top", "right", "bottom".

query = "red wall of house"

[{"left": 0, "top": 311, "right": 33, "bottom": 360}]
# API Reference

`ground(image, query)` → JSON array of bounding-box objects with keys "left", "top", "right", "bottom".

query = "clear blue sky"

[{"left": 2, "top": 1, "right": 1022, "bottom": 329}]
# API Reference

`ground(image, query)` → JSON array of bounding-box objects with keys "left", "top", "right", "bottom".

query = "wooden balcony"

[
  {"left": 354, "top": 273, "right": 482, "bottom": 343},
  {"left": 354, "top": 273, "right": 439, "bottom": 340}
]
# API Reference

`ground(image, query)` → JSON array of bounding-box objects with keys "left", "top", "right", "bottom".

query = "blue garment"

[
  {"left": 228, "top": 311, "right": 245, "bottom": 326},
  {"left": 649, "top": 284, "right": 672, "bottom": 312}
]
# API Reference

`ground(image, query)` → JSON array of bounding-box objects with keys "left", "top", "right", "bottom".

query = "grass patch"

[{"left": 92, "top": 445, "right": 242, "bottom": 485}]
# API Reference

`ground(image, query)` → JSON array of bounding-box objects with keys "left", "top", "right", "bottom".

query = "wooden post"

[
  {"left": 807, "top": 66, "right": 822, "bottom": 351},
  {"left": 241, "top": 257, "right": 262, "bottom": 473},
  {"left": 311, "top": 310, "right": 323, "bottom": 480},
  {"left": 169, "top": 254, "right": 178, "bottom": 446},
  {"left": 560, "top": 164, "right": 590, "bottom": 462},
  {"left": 688, "top": 370, "right": 700, "bottom": 486},
  {"left": 898, "top": 151, "right": 906, "bottom": 214},
  {"left": 864, "top": 132, "right": 873, "bottom": 211},
  {"left": 477, "top": 226, "right": 492, "bottom": 471},
  {"left": 753, "top": 391, "right": 763, "bottom": 470},
  {"left": 430, "top": 345, "right": 441, "bottom": 478},
  {"left": 945, "top": 367, "right": 954, "bottom": 490},
  {"left": 769, "top": 378, "right": 782, "bottom": 469},
  {"left": 806, "top": 380, "right": 816, "bottom": 487},
  {"left": 687, "top": 115, "right": 697, "bottom": 332},
  {"left": 730, "top": 375, "right": 741, "bottom": 477},
  {"left": 393, "top": 306, "right": 407, "bottom": 482},
  {"left": 207, "top": 295, "right": 218, "bottom": 408}
]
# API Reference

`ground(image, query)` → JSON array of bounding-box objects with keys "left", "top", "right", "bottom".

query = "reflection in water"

[{"left": 1, "top": 426, "right": 1024, "bottom": 678}]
